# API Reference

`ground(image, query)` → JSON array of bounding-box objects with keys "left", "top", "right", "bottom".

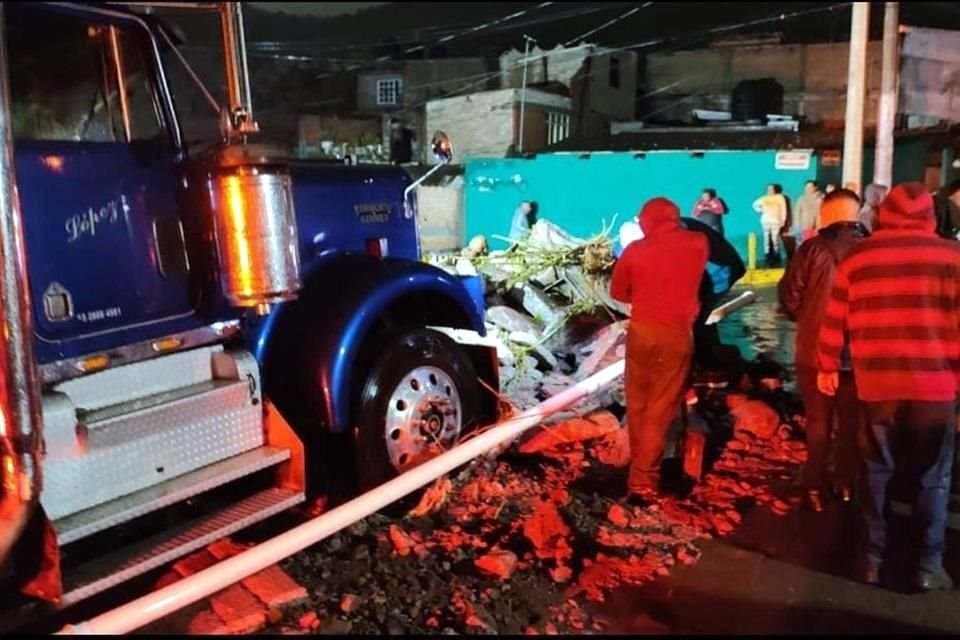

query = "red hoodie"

[
  {"left": 610, "top": 198, "right": 709, "bottom": 328},
  {"left": 818, "top": 182, "right": 960, "bottom": 402}
]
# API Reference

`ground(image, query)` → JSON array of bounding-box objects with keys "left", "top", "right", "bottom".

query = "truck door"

[{"left": 8, "top": 5, "right": 197, "bottom": 363}]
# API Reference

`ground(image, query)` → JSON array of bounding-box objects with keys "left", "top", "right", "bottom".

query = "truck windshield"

[{"left": 7, "top": 6, "right": 163, "bottom": 144}]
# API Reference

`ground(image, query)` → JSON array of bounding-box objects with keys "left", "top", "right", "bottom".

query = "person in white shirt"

[
  {"left": 753, "top": 183, "right": 789, "bottom": 266},
  {"left": 794, "top": 180, "right": 823, "bottom": 244}
]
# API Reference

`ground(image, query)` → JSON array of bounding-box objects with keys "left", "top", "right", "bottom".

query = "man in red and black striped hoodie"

[{"left": 818, "top": 182, "right": 960, "bottom": 591}]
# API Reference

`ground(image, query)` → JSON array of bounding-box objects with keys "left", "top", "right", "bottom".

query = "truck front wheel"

[{"left": 354, "top": 329, "right": 481, "bottom": 494}]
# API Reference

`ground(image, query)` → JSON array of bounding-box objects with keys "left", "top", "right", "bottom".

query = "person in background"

[
  {"left": 933, "top": 179, "right": 960, "bottom": 240},
  {"left": 691, "top": 188, "right": 728, "bottom": 237},
  {"left": 753, "top": 183, "right": 789, "bottom": 267},
  {"left": 779, "top": 189, "right": 868, "bottom": 513},
  {"left": 857, "top": 184, "right": 888, "bottom": 233},
  {"left": 508, "top": 200, "right": 538, "bottom": 244},
  {"left": 794, "top": 180, "right": 823, "bottom": 244},
  {"left": 611, "top": 197, "right": 708, "bottom": 506},
  {"left": 818, "top": 182, "right": 960, "bottom": 591}
]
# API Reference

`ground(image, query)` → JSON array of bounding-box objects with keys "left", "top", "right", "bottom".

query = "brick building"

[{"left": 425, "top": 88, "right": 572, "bottom": 162}]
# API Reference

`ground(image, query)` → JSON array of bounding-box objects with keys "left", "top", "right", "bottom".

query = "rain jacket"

[{"left": 611, "top": 198, "right": 709, "bottom": 328}]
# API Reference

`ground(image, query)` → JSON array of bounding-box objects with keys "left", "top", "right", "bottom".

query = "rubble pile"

[
  {"left": 426, "top": 220, "right": 629, "bottom": 411},
  {"left": 270, "top": 374, "right": 809, "bottom": 635}
]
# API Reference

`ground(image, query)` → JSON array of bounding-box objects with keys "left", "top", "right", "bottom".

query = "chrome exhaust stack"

[{"left": 0, "top": 2, "right": 44, "bottom": 566}]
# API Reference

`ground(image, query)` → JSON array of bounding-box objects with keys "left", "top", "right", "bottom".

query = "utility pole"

[
  {"left": 873, "top": 2, "right": 899, "bottom": 188},
  {"left": 518, "top": 34, "right": 536, "bottom": 154},
  {"left": 842, "top": 2, "right": 870, "bottom": 195}
]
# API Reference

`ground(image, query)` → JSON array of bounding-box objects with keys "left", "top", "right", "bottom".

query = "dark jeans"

[
  {"left": 860, "top": 400, "right": 956, "bottom": 572},
  {"left": 796, "top": 366, "right": 864, "bottom": 491}
]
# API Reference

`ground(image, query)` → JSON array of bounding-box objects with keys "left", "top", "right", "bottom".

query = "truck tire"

[{"left": 354, "top": 329, "right": 481, "bottom": 495}]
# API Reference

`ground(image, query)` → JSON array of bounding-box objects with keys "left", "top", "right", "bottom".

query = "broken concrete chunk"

[
  {"left": 454, "top": 258, "right": 479, "bottom": 277},
  {"left": 487, "top": 306, "right": 543, "bottom": 335},
  {"left": 521, "top": 284, "right": 567, "bottom": 328},
  {"left": 526, "top": 219, "right": 583, "bottom": 252},
  {"left": 509, "top": 331, "right": 558, "bottom": 370},
  {"left": 730, "top": 400, "right": 781, "bottom": 440},
  {"left": 474, "top": 549, "right": 518, "bottom": 580},
  {"left": 575, "top": 320, "right": 628, "bottom": 379},
  {"left": 541, "top": 372, "right": 575, "bottom": 397},
  {"left": 518, "top": 411, "right": 620, "bottom": 454}
]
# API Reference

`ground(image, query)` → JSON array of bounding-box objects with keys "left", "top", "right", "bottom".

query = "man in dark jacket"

[
  {"left": 818, "top": 182, "right": 960, "bottom": 591},
  {"left": 933, "top": 179, "right": 960, "bottom": 240},
  {"left": 681, "top": 217, "right": 747, "bottom": 368},
  {"left": 779, "top": 189, "right": 868, "bottom": 513},
  {"left": 611, "top": 198, "right": 709, "bottom": 505}
]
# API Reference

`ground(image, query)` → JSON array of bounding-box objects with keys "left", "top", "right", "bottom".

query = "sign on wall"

[
  {"left": 775, "top": 150, "right": 812, "bottom": 171},
  {"left": 820, "top": 149, "right": 841, "bottom": 167}
]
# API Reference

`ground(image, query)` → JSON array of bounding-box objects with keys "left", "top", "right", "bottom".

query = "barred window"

[
  {"left": 547, "top": 111, "right": 570, "bottom": 145},
  {"left": 376, "top": 78, "right": 403, "bottom": 106}
]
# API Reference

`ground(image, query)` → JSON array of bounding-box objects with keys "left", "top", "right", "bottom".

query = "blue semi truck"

[{"left": 0, "top": 1, "right": 498, "bottom": 610}]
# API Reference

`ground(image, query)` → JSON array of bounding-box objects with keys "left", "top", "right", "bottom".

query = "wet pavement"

[{"left": 594, "top": 284, "right": 960, "bottom": 635}]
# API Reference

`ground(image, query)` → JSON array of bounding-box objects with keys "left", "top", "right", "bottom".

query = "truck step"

[
  {"left": 42, "top": 378, "right": 263, "bottom": 521},
  {"left": 54, "top": 447, "right": 291, "bottom": 545},
  {"left": 60, "top": 487, "right": 304, "bottom": 609}
]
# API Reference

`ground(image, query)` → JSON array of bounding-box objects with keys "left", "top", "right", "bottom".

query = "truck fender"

[{"left": 253, "top": 253, "right": 491, "bottom": 435}]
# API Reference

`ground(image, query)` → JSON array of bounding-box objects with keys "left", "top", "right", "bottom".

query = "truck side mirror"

[{"left": 431, "top": 131, "right": 452, "bottom": 163}]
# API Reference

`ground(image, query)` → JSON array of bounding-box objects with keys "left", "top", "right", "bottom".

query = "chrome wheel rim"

[{"left": 383, "top": 365, "right": 462, "bottom": 472}]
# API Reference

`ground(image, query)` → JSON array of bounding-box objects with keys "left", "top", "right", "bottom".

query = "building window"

[
  {"left": 547, "top": 112, "right": 570, "bottom": 145},
  {"left": 377, "top": 78, "right": 403, "bottom": 106},
  {"left": 609, "top": 56, "right": 621, "bottom": 89}
]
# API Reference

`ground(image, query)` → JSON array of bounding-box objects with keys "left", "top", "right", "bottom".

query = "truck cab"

[{"left": 0, "top": 1, "right": 497, "bottom": 612}]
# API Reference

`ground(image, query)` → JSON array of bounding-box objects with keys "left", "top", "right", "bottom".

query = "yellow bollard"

[{"left": 747, "top": 232, "right": 757, "bottom": 271}]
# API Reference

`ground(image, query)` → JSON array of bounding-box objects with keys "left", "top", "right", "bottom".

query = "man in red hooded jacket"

[
  {"left": 611, "top": 197, "right": 709, "bottom": 504},
  {"left": 818, "top": 182, "right": 960, "bottom": 591}
]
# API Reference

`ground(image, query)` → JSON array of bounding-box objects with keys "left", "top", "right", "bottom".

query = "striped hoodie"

[{"left": 817, "top": 182, "right": 960, "bottom": 402}]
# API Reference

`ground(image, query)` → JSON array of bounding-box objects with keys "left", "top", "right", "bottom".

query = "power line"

[
  {"left": 393, "top": 2, "right": 849, "bottom": 118},
  {"left": 565, "top": 2, "right": 654, "bottom": 47}
]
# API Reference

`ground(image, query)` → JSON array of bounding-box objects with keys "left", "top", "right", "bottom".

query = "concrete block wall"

[
  {"left": 417, "top": 179, "right": 465, "bottom": 251},
  {"left": 426, "top": 89, "right": 572, "bottom": 161},
  {"left": 642, "top": 41, "right": 884, "bottom": 125}
]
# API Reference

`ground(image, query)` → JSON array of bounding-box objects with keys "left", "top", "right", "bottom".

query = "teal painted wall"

[{"left": 465, "top": 151, "right": 817, "bottom": 260}]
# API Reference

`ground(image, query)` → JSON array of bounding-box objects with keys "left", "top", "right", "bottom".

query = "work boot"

[
  {"left": 915, "top": 567, "right": 954, "bottom": 592},
  {"left": 804, "top": 489, "right": 825, "bottom": 513}
]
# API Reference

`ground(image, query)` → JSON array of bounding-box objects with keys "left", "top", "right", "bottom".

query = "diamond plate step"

[
  {"left": 54, "top": 447, "right": 291, "bottom": 545},
  {"left": 42, "top": 378, "right": 263, "bottom": 521},
  {"left": 77, "top": 379, "right": 235, "bottom": 427},
  {"left": 60, "top": 487, "right": 304, "bottom": 609}
]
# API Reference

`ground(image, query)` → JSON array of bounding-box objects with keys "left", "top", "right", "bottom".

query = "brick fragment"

[
  {"left": 209, "top": 583, "right": 267, "bottom": 634},
  {"left": 173, "top": 550, "right": 218, "bottom": 578},
  {"left": 185, "top": 610, "right": 228, "bottom": 635},
  {"left": 242, "top": 565, "right": 308, "bottom": 608}
]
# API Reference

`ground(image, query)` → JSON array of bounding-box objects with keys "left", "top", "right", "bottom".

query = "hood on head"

[
  {"left": 638, "top": 197, "right": 681, "bottom": 235},
  {"left": 877, "top": 182, "right": 935, "bottom": 232}
]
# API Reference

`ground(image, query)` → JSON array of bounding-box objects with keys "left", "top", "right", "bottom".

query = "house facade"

[{"left": 425, "top": 87, "right": 573, "bottom": 162}]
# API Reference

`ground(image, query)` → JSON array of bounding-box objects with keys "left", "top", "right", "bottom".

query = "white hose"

[{"left": 58, "top": 359, "right": 626, "bottom": 635}]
